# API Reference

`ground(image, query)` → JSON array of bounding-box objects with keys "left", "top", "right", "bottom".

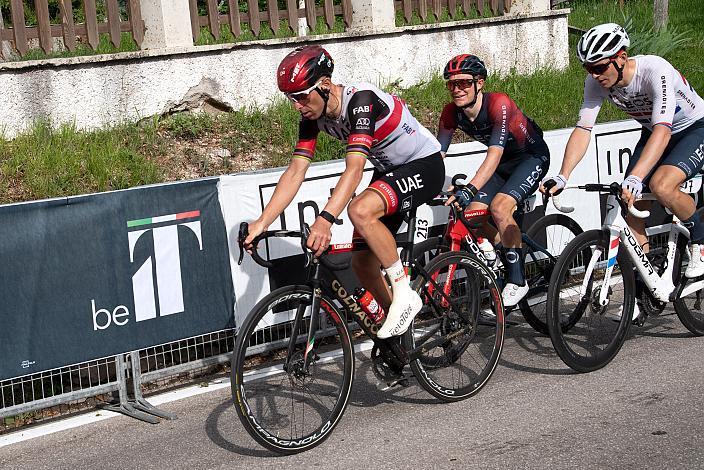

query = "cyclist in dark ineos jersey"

[
  {"left": 243, "top": 45, "right": 445, "bottom": 338},
  {"left": 438, "top": 54, "right": 551, "bottom": 307},
  {"left": 540, "top": 23, "right": 704, "bottom": 321}
]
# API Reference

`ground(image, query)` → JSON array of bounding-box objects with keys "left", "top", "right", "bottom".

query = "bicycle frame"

[
  {"left": 580, "top": 193, "right": 687, "bottom": 305},
  {"left": 441, "top": 195, "right": 556, "bottom": 282},
  {"left": 279, "top": 207, "right": 469, "bottom": 375}
]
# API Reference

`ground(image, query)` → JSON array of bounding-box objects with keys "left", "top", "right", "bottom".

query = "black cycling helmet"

[
  {"left": 277, "top": 45, "right": 334, "bottom": 94},
  {"left": 443, "top": 54, "right": 487, "bottom": 80}
]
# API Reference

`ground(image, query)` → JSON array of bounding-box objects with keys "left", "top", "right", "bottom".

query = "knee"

[
  {"left": 347, "top": 200, "right": 367, "bottom": 226},
  {"left": 649, "top": 173, "right": 678, "bottom": 201},
  {"left": 489, "top": 199, "right": 514, "bottom": 226}
]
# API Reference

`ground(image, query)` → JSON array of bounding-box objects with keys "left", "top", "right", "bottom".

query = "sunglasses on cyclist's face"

[
  {"left": 583, "top": 60, "right": 613, "bottom": 76},
  {"left": 446, "top": 79, "right": 477, "bottom": 91},
  {"left": 285, "top": 82, "right": 321, "bottom": 104}
]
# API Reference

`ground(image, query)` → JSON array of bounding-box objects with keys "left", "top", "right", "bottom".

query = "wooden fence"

[
  {"left": 0, "top": 0, "right": 145, "bottom": 58},
  {"left": 394, "top": 0, "right": 512, "bottom": 23},
  {"left": 189, "top": 0, "right": 354, "bottom": 41}
]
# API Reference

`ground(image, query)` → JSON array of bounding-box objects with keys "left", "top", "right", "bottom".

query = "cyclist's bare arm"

[
  {"left": 469, "top": 146, "right": 503, "bottom": 190},
  {"left": 539, "top": 127, "right": 591, "bottom": 195},
  {"left": 322, "top": 154, "right": 366, "bottom": 218},
  {"left": 306, "top": 154, "right": 366, "bottom": 257},
  {"left": 627, "top": 125, "right": 672, "bottom": 179},
  {"left": 245, "top": 157, "right": 309, "bottom": 248}
]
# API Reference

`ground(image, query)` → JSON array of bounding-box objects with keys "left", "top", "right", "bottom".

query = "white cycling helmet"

[{"left": 576, "top": 23, "right": 630, "bottom": 64}]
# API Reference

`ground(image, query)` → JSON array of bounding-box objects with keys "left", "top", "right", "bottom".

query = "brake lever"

[
  {"left": 451, "top": 173, "right": 468, "bottom": 188},
  {"left": 237, "top": 222, "right": 248, "bottom": 266}
]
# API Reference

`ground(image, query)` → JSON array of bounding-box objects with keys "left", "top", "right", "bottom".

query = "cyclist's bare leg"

[
  {"left": 351, "top": 250, "right": 392, "bottom": 311},
  {"left": 466, "top": 201, "right": 499, "bottom": 245},
  {"left": 347, "top": 189, "right": 397, "bottom": 267},
  {"left": 348, "top": 188, "right": 421, "bottom": 338},
  {"left": 489, "top": 194, "right": 521, "bottom": 248},
  {"left": 625, "top": 200, "right": 651, "bottom": 252},
  {"left": 650, "top": 166, "right": 694, "bottom": 220}
]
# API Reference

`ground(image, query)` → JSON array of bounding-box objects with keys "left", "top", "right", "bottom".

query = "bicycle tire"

[
  {"left": 546, "top": 229, "right": 635, "bottom": 372},
  {"left": 673, "top": 235, "right": 704, "bottom": 335},
  {"left": 231, "top": 285, "right": 354, "bottom": 454},
  {"left": 403, "top": 251, "right": 504, "bottom": 401},
  {"left": 520, "top": 214, "right": 583, "bottom": 335},
  {"left": 412, "top": 236, "right": 449, "bottom": 275}
]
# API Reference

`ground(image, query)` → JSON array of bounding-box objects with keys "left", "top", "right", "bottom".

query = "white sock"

[{"left": 384, "top": 259, "right": 410, "bottom": 297}]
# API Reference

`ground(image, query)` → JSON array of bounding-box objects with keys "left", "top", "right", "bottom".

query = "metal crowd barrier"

[{"left": 1, "top": 329, "right": 236, "bottom": 431}]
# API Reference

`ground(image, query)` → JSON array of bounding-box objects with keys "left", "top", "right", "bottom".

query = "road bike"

[
  {"left": 413, "top": 174, "right": 583, "bottom": 335},
  {"left": 231, "top": 205, "right": 504, "bottom": 454},
  {"left": 546, "top": 181, "right": 704, "bottom": 372}
]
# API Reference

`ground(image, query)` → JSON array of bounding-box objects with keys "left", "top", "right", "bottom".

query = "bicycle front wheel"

[
  {"left": 520, "top": 214, "right": 583, "bottom": 335},
  {"left": 546, "top": 230, "right": 634, "bottom": 372},
  {"left": 231, "top": 285, "right": 354, "bottom": 454},
  {"left": 404, "top": 252, "right": 504, "bottom": 401}
]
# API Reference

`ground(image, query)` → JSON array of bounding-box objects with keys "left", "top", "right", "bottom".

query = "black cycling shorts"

[
  {"left": 475, "top": 151, "right": 550, "bottom": 206},
  {"left": 355, "top": 152, "right": 445, "bottom": 236},
  {"left": 626, "top": 118, "right": 704, "bottom": 184}
]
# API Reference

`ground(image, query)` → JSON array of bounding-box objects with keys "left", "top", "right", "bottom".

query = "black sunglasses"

[{"left": 584, "top": 60, "right": 613, "bottom": 75}]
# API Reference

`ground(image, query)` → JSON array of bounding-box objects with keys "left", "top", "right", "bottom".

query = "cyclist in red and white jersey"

[
  {"left": 439, "top": 54, "right": 551, "bottom": 307},
  {"left": 244, "top": 45, "right": 445, "bottom": 338},
  {"left": 542, "top": 23, "right": 704, "bottom": 292}
]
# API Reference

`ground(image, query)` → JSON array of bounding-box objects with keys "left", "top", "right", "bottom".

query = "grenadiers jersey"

[
  {"left": 292, "top": 82, "right": 441, "bottom": 172},
  {"left": 577, "top": 55, "right": 704, "bottom": 134}
]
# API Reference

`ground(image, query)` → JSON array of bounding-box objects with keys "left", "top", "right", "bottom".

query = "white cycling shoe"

[
  {"left": 377, "top": 289, "right": 423, "bottom": 339},
  {"left": 686, "top": 244, "right": 704, "bottom": 278},
  {"left": 502, "top": 283, "right": 529, "bottom": 307}
]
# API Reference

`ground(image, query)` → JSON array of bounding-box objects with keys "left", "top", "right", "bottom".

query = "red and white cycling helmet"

[{"left": 277, "top": 45, "right": 334, "bottom": 94}]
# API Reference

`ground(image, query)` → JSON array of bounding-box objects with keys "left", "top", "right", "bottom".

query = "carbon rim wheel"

[
  {"left": 520, "top": 214, "right": 583, "bottom": 335},
  {"left": 231, "top": 285, "right": 354, "bottom": 454},
  {"left": 546, "top": 230, "right": 634, "bottom": 373},
  {"left": 404, "top": 252, "right": 504, "bottom": 401}
]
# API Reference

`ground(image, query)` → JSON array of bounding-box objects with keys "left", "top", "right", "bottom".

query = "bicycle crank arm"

[{"left": 407, "top": 324, "right": 472, "bottom": 360}]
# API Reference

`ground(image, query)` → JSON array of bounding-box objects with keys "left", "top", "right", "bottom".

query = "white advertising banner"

[{"left": 220, "top": 120, "right": 649, "bottom": 325}]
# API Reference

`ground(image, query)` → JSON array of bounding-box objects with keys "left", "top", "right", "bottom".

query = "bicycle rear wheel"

[
  {"left": 673, "top": 236, "right": 704, "bottom": 335},
  {"left": 231, "top": 285, "right": 354, "bottom": 454},
  {"left": 520, "top": 214, "right": 583, "bottom": 335},
  {"left": 546, "top": 230, "right": 634, "bottom": 372},
  {"left": 403, "top": 252, "right": 504, "bottom": 401}
]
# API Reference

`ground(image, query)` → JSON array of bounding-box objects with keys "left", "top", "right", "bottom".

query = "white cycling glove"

[
  {"left": 621, "top": 175, "right": 643, "bottom": 200},
  {"left": 541, "top": 174, "right": 567, "bottom": 195}
]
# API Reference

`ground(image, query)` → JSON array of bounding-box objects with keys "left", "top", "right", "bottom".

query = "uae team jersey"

[
  {"left": 576, "top": 55, "right": 704, "bottom": 134},
  {"left": 437, "top": 92, "right": 546, "bottom": 159},
  {"left": 293, "top": 82, "right": 441, "bottom": 172}
]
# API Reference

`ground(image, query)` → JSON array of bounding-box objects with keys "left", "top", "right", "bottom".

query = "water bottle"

[
  {"left": 476, "top": 237, "right": 497, "bottom": 266},
  {"left": 354, "top": 287, "right": 386, "bottom": 326}
]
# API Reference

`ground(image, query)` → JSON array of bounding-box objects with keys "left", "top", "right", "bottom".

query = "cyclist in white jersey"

[
  {"left": 243, "top": 46, "right": 445, "bottom": 338},
  {"left": 541, "top": 24, "right": 704, "bottom": 303}
]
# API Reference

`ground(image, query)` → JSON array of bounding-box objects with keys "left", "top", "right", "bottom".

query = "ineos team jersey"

[
  {"left": 576, "top": 55, "right": 704, "bottom": 134},
  {"left": 293, "top": 82, "right": 440, "bottom": 172},
  {"left": 437, "top": 92, "right": 546, "bottom": 159}
]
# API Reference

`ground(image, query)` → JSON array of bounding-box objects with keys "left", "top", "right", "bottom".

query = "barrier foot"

[
  {"left": 131, "top": 397, "right": 176, "bottom": 420},
  {"left": 100, "top": 401, "right": 160, "bottom": 424}
]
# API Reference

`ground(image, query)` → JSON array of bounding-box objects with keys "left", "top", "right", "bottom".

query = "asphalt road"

[{"left": 2, "top": 309, "right": 704, "bottom": 470}]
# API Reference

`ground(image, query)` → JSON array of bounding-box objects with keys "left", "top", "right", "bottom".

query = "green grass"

[
  {"left": 0, "top": 121, "right": 163, "bottom": 203},
  {"left": 9, "top": 33, "right": 139, "bottom": 62},
  {"left": 3, "top": 0, "right": 703, "bottom": 204}
]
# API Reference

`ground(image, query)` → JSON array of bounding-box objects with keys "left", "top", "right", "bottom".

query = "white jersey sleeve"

[
  {"left": 575, "top": 76, "right": 607, "bottom": 131},
  {"left": 646, "top": 56, "right": 678, "bottom": 130}
]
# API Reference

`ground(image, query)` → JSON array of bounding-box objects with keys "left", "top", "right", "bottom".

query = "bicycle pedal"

[{"left": 378, "top": 372, "right": 413, "bottom": 391}]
